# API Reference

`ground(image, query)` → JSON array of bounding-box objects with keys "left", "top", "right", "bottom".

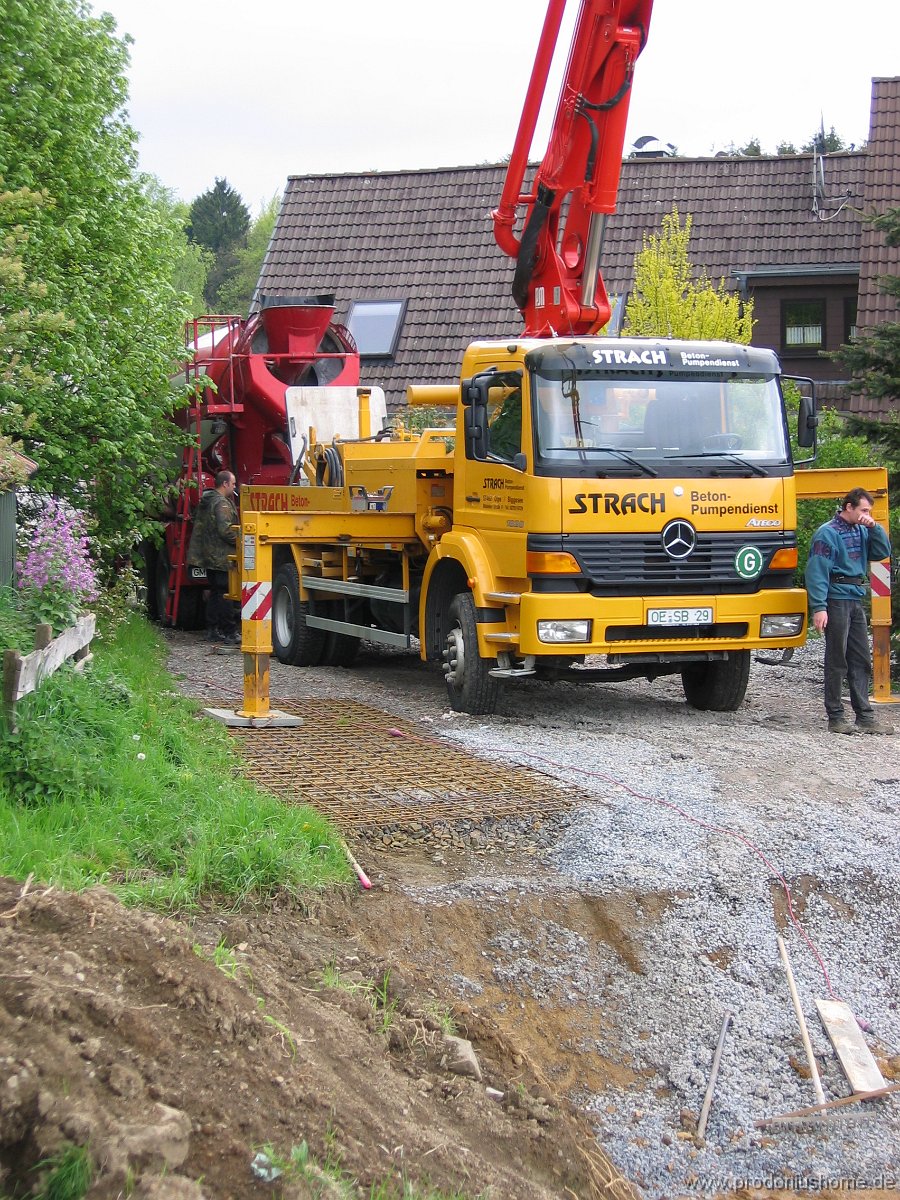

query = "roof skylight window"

[{"left": 347, "top": 300, "right": 407, "bottom": 359}]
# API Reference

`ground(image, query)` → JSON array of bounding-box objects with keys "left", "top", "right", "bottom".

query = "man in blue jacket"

[{"left": 806, "top": 487, "right": 893, "bottom": 734}]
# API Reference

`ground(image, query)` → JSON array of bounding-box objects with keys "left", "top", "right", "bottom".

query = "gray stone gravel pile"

[
  {"left": 430, "top": 644, "right": 900, "bottom": 1197},
  {"left": 167, "top": 629, "right": 900, "bottom": 1197}
]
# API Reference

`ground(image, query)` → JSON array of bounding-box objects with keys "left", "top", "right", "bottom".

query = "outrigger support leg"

[{"left": 204, "top": 514, "right": 302, "bottom": 729}]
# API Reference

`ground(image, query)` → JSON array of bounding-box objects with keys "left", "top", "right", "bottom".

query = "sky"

[{"left": 92, "top": 0, "right": 897, "bottom": 214}]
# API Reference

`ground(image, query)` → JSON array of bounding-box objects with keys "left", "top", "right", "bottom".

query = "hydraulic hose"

[{"left": 512, "top": 182, "right": 556, "bottom": 312}]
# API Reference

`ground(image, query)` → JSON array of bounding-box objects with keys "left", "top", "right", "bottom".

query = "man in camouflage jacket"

[{"left": 187, "top": 470, "right": 239, "bottom": 643}]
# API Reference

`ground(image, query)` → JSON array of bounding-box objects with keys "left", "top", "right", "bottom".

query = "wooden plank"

[
  {"left": 815, "top": 998, "right": 886, "bottom": 1094},
  {"left": 778, "top": 936, "right": 825, "bottom": 1105},
  {"left": 13, "top": 614, "right": 96, "bottom": 701}
]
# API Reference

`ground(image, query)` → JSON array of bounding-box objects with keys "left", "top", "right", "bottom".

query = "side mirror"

[
  {"left": 461, "top": 375, "right": 489, "bottom": 408},
  {"left": 783, "top": 374, "right": 817, "bottom": 456},
  {"left": 797, "top": 392, "right": 817, "bottom": 449},
  {"left": 461, "top": 368, "right": 523, "bottom": 461},
  {"left": 464, "top": 405, "right": 488, "bottom": 460}
]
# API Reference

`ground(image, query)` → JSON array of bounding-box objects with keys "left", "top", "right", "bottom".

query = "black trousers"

[
  {"left": 823, "top": 598, "right": 874, "bottom": 721},
  {"left": 206, "top": 569, "right": 237, "bottom": 635}
]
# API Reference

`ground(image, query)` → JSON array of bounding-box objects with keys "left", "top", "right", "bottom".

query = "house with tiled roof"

[{"left": 258, "top": 77, "right": 899, "bottom": 420}]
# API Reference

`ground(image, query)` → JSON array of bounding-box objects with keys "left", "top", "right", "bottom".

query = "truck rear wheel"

[
  {"left": 321, "top": 602, "right": 361, "bottom": 668},
  {"left": 153, "top": 548, "right": 203, "bottom": 630},
  {"left": 443, "top": 593, "right": 500, "bottom": 715},
  {"left": 681, "top": 651, "right": 750, "bottom": 712},
  {"left": 154, "top": 549, "right": 172, "bottom": 626},
  {"left": 141, "top": 542, "right": 160, "bottom": 620},
  {"left": 272, "top": 562, "right": 326, "bottom": 666}
]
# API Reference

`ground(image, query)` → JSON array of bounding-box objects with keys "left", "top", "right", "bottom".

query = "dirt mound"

[{"left": 0, "top": 874, "right": 635, "bottom": 1200}]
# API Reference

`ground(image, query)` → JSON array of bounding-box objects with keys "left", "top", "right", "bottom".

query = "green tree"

[
  {"left": 188, "top": 178, "right": 250, "bottom": 310},
  {"left": 144, "top": 177, "right": 212, "bottom": 318},
  {"left": 776, "top": 141, "right": 798, "bottom": 156},
  {"left": 623, "top": 208, "right": 754, "bottom": 342},
  {"left": 188, "top": 178, "right": 250, "bottom": 253},
  {"left": 0, "top": 184, "right": 69, "bottom": 487},
  {"left": 785, "top": 389, "right": 884, "bottom": 579},
  {"left": 0, "top": 0, "right": 190, "bottom": 563},
  {"left": 718, "top": 139, "right": 761, "bottom": 156},
  {"left": 835, "top": 206, "right": 900, "bottom": 596},
  {"left": 802, "top": 125, "right": 848, "bottom": 153},
  {"left": 215, "top": 192, "right": 281, "bottom": 316},
  {"left": 836, "top": 208, "right": 900, "bottom": 434},
  {"left": 173, "top": 236, "right": 214, "bottom": 318}
]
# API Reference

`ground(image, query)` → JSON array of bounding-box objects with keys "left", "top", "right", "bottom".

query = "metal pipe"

[
  {"left": 697, "top": 1010, "right": 732, "bottom": 1140},
  {"left": 581, "top": 212, "right": 606, "bottom": 309}
]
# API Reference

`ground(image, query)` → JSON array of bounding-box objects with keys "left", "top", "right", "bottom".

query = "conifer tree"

[
  {"left": 215, "top": 193, "right": 281, "bottom": 317},
  {"left": 188, "top": 178, "right": 251, "bottom": 309},
  {"left": 838, "top": 207, "right": 900, "bottom": 454}
]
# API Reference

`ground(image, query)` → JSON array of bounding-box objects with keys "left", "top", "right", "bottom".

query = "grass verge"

[{"left": 0, "top": 602, "right": 350, "bottom": 908}]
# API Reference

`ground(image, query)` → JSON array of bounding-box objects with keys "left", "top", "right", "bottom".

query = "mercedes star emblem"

[{"left": 661, "top": 519, "right": 696, "bottom": 559}]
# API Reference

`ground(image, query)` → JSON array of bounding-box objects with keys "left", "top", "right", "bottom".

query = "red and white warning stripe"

[
  {"left": 241, "top": 581, "right": 272, "bottom": 621},
  {"left": 871, "top": 560, "right": 891, "bottom": 598}
]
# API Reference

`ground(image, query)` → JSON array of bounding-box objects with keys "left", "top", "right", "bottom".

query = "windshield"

[{"left": 532, "top": 371, "right": 790, "bottom": 477}]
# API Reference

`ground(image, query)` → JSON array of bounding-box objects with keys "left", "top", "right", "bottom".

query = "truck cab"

[{"left": 421, "top": 336, "right": 811, "bottom": 712}]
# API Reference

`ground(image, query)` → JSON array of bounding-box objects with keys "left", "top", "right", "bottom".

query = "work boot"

[
  {"left": 855, "top": 717, "right": 895, "bottom": 735},
  {"left": 205, "top": 628, "right": 221, "bottom": 643},
  {"left": 827, "top": 718, "right": 856, "bottom": 735},
  {"left": 221, "top": 629, "right": 241, "bottom": 646}
]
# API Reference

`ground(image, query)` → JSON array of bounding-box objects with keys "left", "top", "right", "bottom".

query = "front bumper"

[{"left": 496, "top": 588, "right": 808, "bottom": 658}]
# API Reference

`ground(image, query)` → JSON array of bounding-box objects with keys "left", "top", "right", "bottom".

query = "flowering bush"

[{"left": 16, "top": 496, "right": 99, "bottom": 632}]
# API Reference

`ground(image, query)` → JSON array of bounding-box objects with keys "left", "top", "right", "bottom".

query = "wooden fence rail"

[{"left": 2, "top": 614, "right": 96, "bottom": 732}]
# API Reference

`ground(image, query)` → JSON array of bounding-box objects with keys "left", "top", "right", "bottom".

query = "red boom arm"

[{"left": 493, "top": 0, "right": 652, "bottom": 337}]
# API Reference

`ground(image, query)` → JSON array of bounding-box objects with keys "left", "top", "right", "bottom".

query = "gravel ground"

[{"left": 167, "top": 630, "right": 900, "bottom": 1197}]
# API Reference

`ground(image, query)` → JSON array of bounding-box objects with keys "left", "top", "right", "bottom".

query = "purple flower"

[{"left": 16, "top": 496, "right": 100, "bottom": 612}]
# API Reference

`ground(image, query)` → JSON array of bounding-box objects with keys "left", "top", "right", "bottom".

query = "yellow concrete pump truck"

[
  {"left": 230, "top": 0, "right": 821, "bottom": 717},
  {"left": 237, "top": 334, "right": 816, "bottom": 716}
]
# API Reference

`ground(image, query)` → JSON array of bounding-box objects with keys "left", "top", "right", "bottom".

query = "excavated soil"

[
  {"left": 2, "top": 630, "right": 899, "bottom": 1200},
  {"left": 0, "top": 872, "right": 623, "bottom": 1200}
]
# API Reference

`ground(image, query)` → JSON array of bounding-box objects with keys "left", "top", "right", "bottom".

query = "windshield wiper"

[
  {"left": 542, "top": 446, "right": 657, "bottom": 477},
  {"left": 663, "top": 451, "right": 768, "bottom": 477}
]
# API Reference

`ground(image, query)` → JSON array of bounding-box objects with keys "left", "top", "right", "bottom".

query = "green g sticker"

[{"left": 735, "top": 545, "right": 764, "bottom": 579}]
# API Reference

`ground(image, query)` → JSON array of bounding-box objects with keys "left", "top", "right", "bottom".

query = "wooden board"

[
  {"left": 9, "top": 614, "right": 96, "bottom": 701},
  {"left": 815, "top": 998, "right": 886, "bottom": 1094}
]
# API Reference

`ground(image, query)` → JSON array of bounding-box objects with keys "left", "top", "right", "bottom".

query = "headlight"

[
  {"left": 760, "top": 613, "right": 804, "bottom": 637},
  {"left": 537, "top": 619, "right": 592, "bottom": 643}
]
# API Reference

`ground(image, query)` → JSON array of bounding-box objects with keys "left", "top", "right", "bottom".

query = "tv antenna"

[{"left": 811, "top": 117, "right": 853, "bottom": 221}]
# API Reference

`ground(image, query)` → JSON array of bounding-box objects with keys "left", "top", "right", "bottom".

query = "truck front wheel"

[
  {"left": 681, "top": 651, "right": 750, "bottom": 712},
  {"left": 442, "top": 593, "right": 500, "bottom": 715},
  {"left": 272, "top": 562, "right": 326, "bottom": 666}
]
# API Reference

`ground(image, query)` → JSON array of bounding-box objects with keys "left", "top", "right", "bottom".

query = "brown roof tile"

[
  {"left": 846, "top": 78, "right": 900, "bottom": 419},
  {"left": 258, "top": 86, "right": 893, "bottom": 415},
  {"left": 604, "top": 153, "right": 863, "bottom": 292}
]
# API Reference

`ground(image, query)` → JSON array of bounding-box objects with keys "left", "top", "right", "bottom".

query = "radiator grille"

[{"left": 529, "top": 532, "right": 794, "bottom": 596}]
